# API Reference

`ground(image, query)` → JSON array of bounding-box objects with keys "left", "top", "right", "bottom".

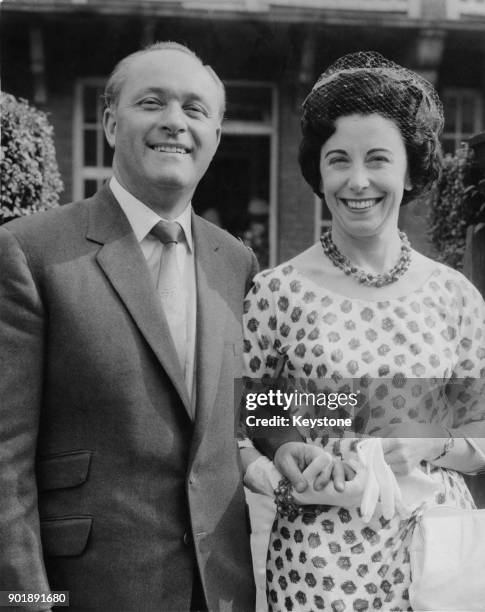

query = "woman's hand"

[
  {"left": 380, "top": 422, "right": 447, "bottom": 475},
  {"left": 274, "top": 442, "right": 355, "bottom": 492},
  {"left": 274, "top": 442, "right": 332, "bottom": 492},
  {"left": 303, "top": 453, "right": 356, "bottom": 490}
]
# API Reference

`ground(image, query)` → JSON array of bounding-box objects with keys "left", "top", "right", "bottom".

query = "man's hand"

[{"left": 274, "top": 442, "right": 347, "bottom": 493}]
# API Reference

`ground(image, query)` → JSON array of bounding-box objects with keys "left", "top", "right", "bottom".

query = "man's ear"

[
  {"left": 215, "top": 124, "right": 222, "bottom": 147},
  {"left": 103, "top": 106, "right": 116, "bottom": 148}
]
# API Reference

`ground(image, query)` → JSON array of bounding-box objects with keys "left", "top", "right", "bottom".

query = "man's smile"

[{"left": 149, "top": 143, "right": 191, "bottom": 154}]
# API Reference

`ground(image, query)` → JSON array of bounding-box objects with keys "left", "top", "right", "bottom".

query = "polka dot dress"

[{"left": 243, "top": 263, "right": 485, "bottom": 612}]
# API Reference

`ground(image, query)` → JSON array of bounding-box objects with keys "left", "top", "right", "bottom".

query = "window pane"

[
  {"left": 443, "top": 95, "right": 457, "bottom": 133},
  {"left": 442, "top": 137, "right": 457, "bottom": 156},
  {"left": 83, "top": 86, "right": 100, "bottom": 123},
  {"left": 225, "top": 86, "right": 272, "bottom": 123},
  {"left": 84, "top": 129, "right": 97, "bottom": 166},
  {"left": 462, "top": 96, "right": 476, "bottom": 134},
  {"left": 84, "top": 180, "right": 98, "bottom": 198}
]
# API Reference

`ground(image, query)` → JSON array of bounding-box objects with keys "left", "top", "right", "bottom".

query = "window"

[
  {"left": 73, "top": 80, "right": 112, "bottom": 200},
  {"left": 442, "top": 88, "right": 483, "bottom": 154}
]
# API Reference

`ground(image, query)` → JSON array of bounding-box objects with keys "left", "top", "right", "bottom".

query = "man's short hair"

[{"left": 103, "top": 41, "right": 226, "bottom": 119}]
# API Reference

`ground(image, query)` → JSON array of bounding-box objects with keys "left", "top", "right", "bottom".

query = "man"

[{"left": 0, "top": 42, "right": 256, "bottom": 611}]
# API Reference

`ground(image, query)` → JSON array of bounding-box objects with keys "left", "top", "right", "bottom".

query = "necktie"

[{"left": 150, "top": 220, "right": 186, "bottom": 374}]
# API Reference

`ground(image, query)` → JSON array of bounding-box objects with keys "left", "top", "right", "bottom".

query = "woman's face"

[{"left": 319, "top": 113, "right": 411, "bottom": 239}]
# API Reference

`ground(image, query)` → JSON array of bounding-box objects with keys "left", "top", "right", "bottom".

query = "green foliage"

[
  {"left": 1, "top": 93, "right": 63, "bottom": 224},
  {"left": 428, "top": 147, "right": 485, "bottom": 269}
]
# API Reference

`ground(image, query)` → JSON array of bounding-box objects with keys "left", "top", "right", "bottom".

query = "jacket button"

[{"left": 183, "top": 531, "right": 192, "bottom": 546}]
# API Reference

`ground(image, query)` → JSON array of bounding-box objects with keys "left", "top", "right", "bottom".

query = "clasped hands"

[
  {"left": 275, "top": 423, "right": 447, "bottom": 492},
  {"left": 273, "top": 424, "right": 447, "bottom": 520},
  {"left": 273, "top": 441, "right": 350, "bottom": 495}
]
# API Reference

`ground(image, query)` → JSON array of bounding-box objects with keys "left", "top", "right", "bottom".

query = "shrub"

[
  {"left": 428, "top": 147, "right": 485, "bottom": 269},
  {"left": 1, "top": 93, "right": 63, "bottom": 224}
]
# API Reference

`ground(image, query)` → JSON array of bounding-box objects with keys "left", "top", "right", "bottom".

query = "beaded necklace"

[{"left": 320, "top": 227, "right": 412, "bottom": 287}]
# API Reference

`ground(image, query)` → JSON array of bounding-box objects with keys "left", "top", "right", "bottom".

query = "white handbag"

[{"left": 409, "top": 504, "right": 485, "bottom": 611}]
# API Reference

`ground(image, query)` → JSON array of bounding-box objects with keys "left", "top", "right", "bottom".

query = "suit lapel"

[
  {"left": 192, "top": 215, "right": 228, "bottom": 439},
  {"left": 86, "top": 186, "right": 192, "bottom": 416}
]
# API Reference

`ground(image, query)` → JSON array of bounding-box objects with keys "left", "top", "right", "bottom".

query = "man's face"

[{"left": 103, "top": 49, "right": 222, "bottom": 209}]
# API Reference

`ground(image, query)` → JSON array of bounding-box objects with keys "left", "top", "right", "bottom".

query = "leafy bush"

[
  {"left": 428, "top": 147, "right": 485, "bottom": 269},
  {"left": 1, "top": 93, "right": 63, "bottom": 224}
]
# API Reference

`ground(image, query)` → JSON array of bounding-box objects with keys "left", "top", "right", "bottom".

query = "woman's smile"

[{"left": 339, "top": 197, "right": 384, "bottom": 211}]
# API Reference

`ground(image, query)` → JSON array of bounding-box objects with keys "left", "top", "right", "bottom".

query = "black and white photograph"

[{"left": 1, "top": 1, "right": 485, "bottom": 611}]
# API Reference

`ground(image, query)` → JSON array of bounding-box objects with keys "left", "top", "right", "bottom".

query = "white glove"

[
  {"left": 358, "top": 440, "right": 381, "bottom": 523},
  {"left": 364, "top": 439, "right": 401, "bottom": 521}
]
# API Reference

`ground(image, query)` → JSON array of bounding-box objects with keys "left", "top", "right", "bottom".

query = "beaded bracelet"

[
  {"left": 273, "top": 478, "right": 303, "bottom": 519},
  {"left": 432, "top": 426, "right": 455, "bottom": 462},
  {"left": 274, "top": 478, "right": 302, "bottom": 517},
  {"left": 273, "top": 478, "right": 331, "bottom": 520}
]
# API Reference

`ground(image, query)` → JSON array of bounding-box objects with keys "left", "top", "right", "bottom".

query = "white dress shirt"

[{"left": 109, "top": 177, "right": 197, "bottom": 403}]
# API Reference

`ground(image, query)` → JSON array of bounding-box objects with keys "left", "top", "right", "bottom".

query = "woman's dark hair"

[{"left": 299, "top": 64, "right": 443, "bottom": 205}]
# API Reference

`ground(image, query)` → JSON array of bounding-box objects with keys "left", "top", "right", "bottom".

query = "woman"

[{"left": 242, "top": 52, "right": 485, "bottom": 611}]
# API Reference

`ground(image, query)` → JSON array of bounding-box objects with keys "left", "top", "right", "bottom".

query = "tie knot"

[{"left": 150, "top": 220, "right": 184, "bottom": 244}]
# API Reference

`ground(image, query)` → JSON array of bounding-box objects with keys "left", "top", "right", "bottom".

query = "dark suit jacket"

[{"left": 0, "top": 186, "right": 257, "bottom": 611}]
